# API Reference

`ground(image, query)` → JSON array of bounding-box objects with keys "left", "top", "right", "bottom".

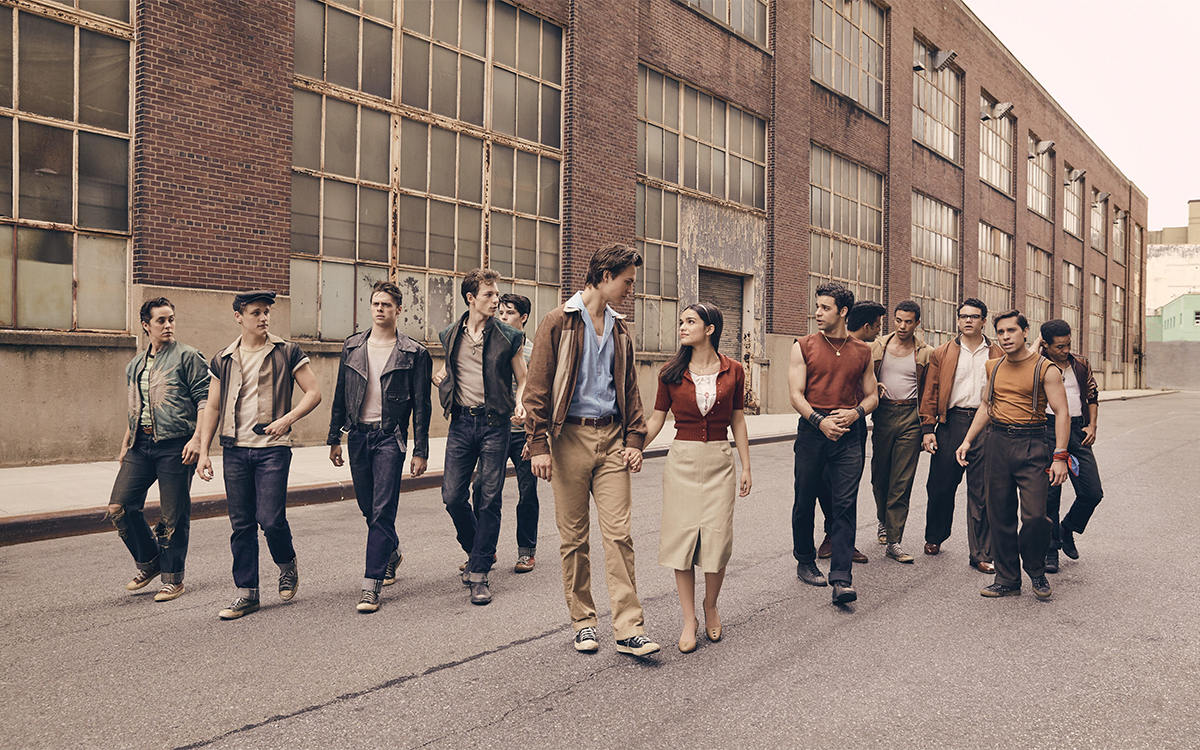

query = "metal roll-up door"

[{"left": 698, "top": 269, "right": 744, "bottom": 360}]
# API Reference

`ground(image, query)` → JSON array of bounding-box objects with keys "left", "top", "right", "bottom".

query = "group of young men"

[{"left": 789, "top": 283, "right": 1106, "bottom": 603}]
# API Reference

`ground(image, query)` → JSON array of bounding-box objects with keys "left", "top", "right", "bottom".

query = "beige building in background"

[{"left": 1147, "top": 200, "right": 1200, "bottom": 314}]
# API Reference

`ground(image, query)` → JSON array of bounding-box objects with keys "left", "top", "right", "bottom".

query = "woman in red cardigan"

[{"left": 644, "top": 303, "right": 752, "bottom": 653}]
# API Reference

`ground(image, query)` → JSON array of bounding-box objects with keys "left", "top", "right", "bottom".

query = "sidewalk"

[{"left": 0, "top": 390, "right": 1177, "bottom": 545}]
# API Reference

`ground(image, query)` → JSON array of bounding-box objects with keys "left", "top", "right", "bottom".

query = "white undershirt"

[
  {"left": 879, "top": 349, "right": 918, "bottom": 400},
  {"left": 1047, "top": 365, "right": 1084, "bottom": 418},
  {"left": 359, "top": 339, "right": 392, "bottom": 423}
]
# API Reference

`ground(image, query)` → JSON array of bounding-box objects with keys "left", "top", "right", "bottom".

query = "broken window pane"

[
  {"left": 361, "top": 20, "right": 393, "bottom": 98},
  {"left": 292, "top": 90, "right": 321, "bottom": 171},
  {"left": 459, "top": 135, "right": 483, "bottom": 204},
  {"left": 76, "top": 234, "right": 126, "bottom": 330},
  {"left": 79, "top": 31, "right": 129, "bottom": 131},
  {"left": 538, "top": 221, "right": 558, "bottom": 285},
  {"left": 326, "top": 7, "right": 360, "bottom": 90},
  {"left": 428, "top": 199, "right": 455, "bottom": 269},
  {"left": 430, "top": 46, "right": 457, "bottom": 119},
  {"left": 426, "top": 273, "right": 455, "bottom": 340},
  {"left": 323, "top": 179, "right": 356, "bottom": 258},
  {"left": 457, "top": 205, "right": 481, "bottom": 270},
  {"left": 19, "top": 13, "right": 73, "bottom": 121},
  {"left": 19, "top": 122, "right": 72, "bottom": 224},
  {"left": 491, "top": 144, "right": 514, "bottom": 210},
  {"left": 514, "top": 216, "right": 535, "bottom": 280},
  {"left": 401, "top": 35, "right": 429, "bottom": 110},
  {"left": 493, "top": 1, "right": 516, "bottom": 68},
  {"left": 399, "top": 118, "right": 427, "bottom": 191},
  {"left": 489, "top": 211, "right": 513, "bottom": 277},
  {"left": 355, "top": 263, "right": 388, "bottom": 332},
  {"left": 291, "top": 174, "right": 320, "bottom": 255},
  {"left": 359, "top": 106, "right": 390, "bottom": 183},
  {"left": 77, "top": 131, "right": 128, "bottom": 231},
  {"left": 295, "top": 0, "right": 325, "bottom": 79},
  {"left": 359, "top": 185, "right": 388, "bottom": 262},
  {"left": 514, "top": 149, "right": 537, "bottom": 215},
  {"left": 492, "top": 67, "right": 516, "bottom": 136},
  {"left": 0, "top": 225, "right": 12, "bottom": 326},
  {"left": 539, "top": 157, "right": 559, "bottom": 219},
  {"left": 324, "top": 98, "right": 357, "bottom": 178},
  {"left": 15, "top": 227, "right": 72, "bottom": 329},
  {"left": 429, "top": 126, "right": 456, "bottom": 198},
  {"left": 394, "top": 269, "right": 425, "bottom": 340},
  {"left": 320, "top": 260, "right": 355, "bottom": 340},
  {"left": 398, "top": 194, "right": 426, "bottom": 266},
  {"left": 517, "top": 75, "right": 538, "bottom": 142}
]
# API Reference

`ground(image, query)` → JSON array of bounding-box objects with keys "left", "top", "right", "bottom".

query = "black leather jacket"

[
  {"left": 437, "top": 313, "right": 525, "bottom": 426},
  {"left": 327, "top": 329, "right": 432, "bottom": 458}
]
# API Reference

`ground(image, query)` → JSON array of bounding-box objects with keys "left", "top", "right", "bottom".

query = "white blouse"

[{"left": 692, "top": 371, "right": 718, "bottom": 416}]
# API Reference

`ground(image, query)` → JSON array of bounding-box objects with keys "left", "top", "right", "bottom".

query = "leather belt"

[
  {"left": 354, "top": 422, "right": 382, "bottom": 432},
  {"left": 140, "top": 425, "right": 154, "bottom": 434},
  {"left": 452, "top": 404, "right": 487, "bottom": 418},
  {"left": 565, "top": 415, "right": 617, "bottom": 427},
  {"left": 947, "top": 406, "right": 977, "bottom": 414},
  {"left": 989, "top": 422, "right": 1046, "bottom": 435},
  {"left": 881, "top": 398, "right": 919, "bottom": 406}
]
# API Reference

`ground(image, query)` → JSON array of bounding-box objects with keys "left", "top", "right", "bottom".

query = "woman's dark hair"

[{"left": 659, "top": 303, "right": 724, "bottom": 384}]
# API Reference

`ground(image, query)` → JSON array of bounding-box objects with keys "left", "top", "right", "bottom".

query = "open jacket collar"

[{"left": 218, "top": 332, "right": 287, "bottom": 359}]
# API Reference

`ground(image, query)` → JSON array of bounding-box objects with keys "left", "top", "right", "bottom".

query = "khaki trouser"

[
  {"left": 550, "top": 421, "right": 645, "bottom": 640},
  {"left": 871, "top": 401, "right": 923, "bottom": 544}
]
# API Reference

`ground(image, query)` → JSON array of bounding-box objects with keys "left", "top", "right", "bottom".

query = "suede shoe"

[
  {"left": 796, "top": 561, "right": 828, "bottom": 587},
  {"left": 615, "top": 635, "right": 660, "bottom": 657},
  {"left": 980, "top": 582, "right": 1020, "bottom": 597},
  {"left": 1061, "top": 528, "right": 1080, "bottom": 559},
  {"left": 1031, "top": 575, "right": 1052, "bottom": 599},
  {"left": 514, "top": 554, "right": 536, "bottom": 573},
  {"left": 383, "top": 551, "right": 402, "bottom": 586},
  {"left": 817, "top": 535, "right": 833, "bottom": 559},
  {"left": 153, "top": 583, "right": 185, "bottom": 602},
  {"left": 832, "top": 582, "right": 857, "bottom": 604},
  {"left": 126, "top": 568, "right": 160, "bottom": 591},
  {"left": 1044, "top": 548, "right": 1060, "bottom": 574},
  {"left": 574, "top": 626, "right": 599, "bottom": 652}
]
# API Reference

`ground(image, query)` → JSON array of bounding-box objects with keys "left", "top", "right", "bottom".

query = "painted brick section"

[{"left": 133, "top": 0, "right": 293, "bottom": 293}]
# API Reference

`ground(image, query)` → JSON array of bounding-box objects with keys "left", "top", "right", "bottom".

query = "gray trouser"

[{"left": 984, "top": 424, "right": 1052, "bottom": 588}]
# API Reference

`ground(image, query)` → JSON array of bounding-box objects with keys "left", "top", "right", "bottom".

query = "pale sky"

[{"left": 966, "top": 0, "right": 1199, "bottom": 230}]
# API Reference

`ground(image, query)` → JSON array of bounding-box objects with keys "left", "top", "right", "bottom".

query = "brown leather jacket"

[{"left": 918, "top": 334, "right": 1003, "bottom": 435}]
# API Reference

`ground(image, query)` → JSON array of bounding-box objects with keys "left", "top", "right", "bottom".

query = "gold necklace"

[
  {"left": 821, "top": 333, "right": 847, "bottom": 357},
  {"left": 689, "top": 360, "right": 719, "bottom": 375}
]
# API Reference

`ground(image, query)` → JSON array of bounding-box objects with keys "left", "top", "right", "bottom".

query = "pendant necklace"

[{"left": 821, "top": 333, "right": 847, "bottom": 357}]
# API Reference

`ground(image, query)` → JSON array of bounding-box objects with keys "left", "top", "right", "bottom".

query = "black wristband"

[
  {"left": 855, "top": 405, "right": 866, "bottom": 420},
  {"left": 808, "top": 412, "right": 825, "bottom": 428}
]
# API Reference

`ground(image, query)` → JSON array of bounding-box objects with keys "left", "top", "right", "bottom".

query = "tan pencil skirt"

[{"left": 659, "top": 439, "right": 737, "bottom": 572}]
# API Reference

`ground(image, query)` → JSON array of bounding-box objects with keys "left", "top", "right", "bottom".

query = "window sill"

[
  {"left": 673, "top": 0, "right": 772, "bottom": 54},
  {"left": 981, "top": 180, "right": 1015, "bottom": 202},
  {"left": 911, "top": 139, "right": 963, "bottom": 171},
  {"left": 811, "top": 79, "right": 887, "bottom": 125},
  {"left": 0, "top": 329, "right": 137, "bottom": 349}
]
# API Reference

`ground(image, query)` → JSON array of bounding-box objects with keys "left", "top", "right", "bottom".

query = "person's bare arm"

[
  {"left": 196, "top": 378, "right": 222, "bottom": 481},
  {"left": 644, "top": 409, "right": 669, "bottom": 446},
  {"left": 511, "top": 350, "right": 528, "bottom": 423},
  {"left": 264, "top": 363, "right": 322, "bottom": 436},
  {"left": 1043, "top": 369, "right": 1071, "bottom": 486},
  {"left": 731, "top": 408, "right": 752, "bottom": 497}
]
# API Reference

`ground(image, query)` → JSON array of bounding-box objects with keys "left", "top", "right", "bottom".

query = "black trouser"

[
  {"left": 1044, "top": 415, "right": 1104, "bottom": 547},
  {"left": 924, "top": 408, "right": 992, "bottom": 564},
  {"left": 817, "top": 426, "right": 868, "bottom": 536},
  {"left": 984, "top": 423, "right": 1052, "bottom": 588},
  {"left": 793, "top": 418, "right": 865, "bottom": 585}
]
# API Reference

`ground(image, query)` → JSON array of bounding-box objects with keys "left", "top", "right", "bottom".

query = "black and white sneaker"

[
  {"left": 219, "top": 597, "right": 260, "bottom": 620},
  {"left": 980, "top": 582, "right": 1021, "bottom": 597},
  {"left": 574, "top": 626, "right": 599, "bottom": 652},
  {"left": 279, "top": 562, "right": 299, "bottom": 601},
  {"left": 357, "top": 589, "right": 381, "bottom": 613},
  {"left": 383, "top": 551, "right": 402, "bottom": 586},
  {"left": 615, "top": 635, "right": 660, "bottom": 657}
]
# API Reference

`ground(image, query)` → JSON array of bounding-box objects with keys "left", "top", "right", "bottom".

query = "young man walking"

[
  {"left": 470, "top": 293, "right": 539, "bottom": 573},
  {"left": 434, "top": 269, "right": 527, "bottom": 606},
  {"left": 920, "top": 298, "right": 1001, "bottom": 573},
  {"left": 1038, "top": 319, "right": 1104, "bottom": 573},
  {"left": 956, "top": 310, "right": 1070, "bottom": 599},
  {"left": 816, "top": 299, "right": 885, "bottom": 563},
  {"left": 328, "top": 280, "right": 432, "bottom": 613},
  {"left": 870, "top": 300, "right": 933, "bottom": 563},
  {"left": 789, "top": 283, "right": 879, "bottom": 605},
  {"left": 107, "top": 298, "right": 210, "bottom": 602},
  {"left": 196, "top": 290, "right": 322, "bottom": 620},
  {"left": 524, "top": 243, "right": 660, "bottom": 656}
]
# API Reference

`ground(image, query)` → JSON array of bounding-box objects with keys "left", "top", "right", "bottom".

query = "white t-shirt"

[
  {"left": 234, "top": 343, "right": 277, "bottom": 448},
  {"left": 359, "top": 338, "right": 393, "bottom": 424}
]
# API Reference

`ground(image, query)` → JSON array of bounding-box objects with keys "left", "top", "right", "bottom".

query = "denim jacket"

[
  {"left": 437, "top": 314, "right": 525, "bottom": 426},
  {"left": 124, "top": 341, "right": 211, "bottom": 445},
  {"left": 327, "top": 329, "right": 433, "bottom": 458}
]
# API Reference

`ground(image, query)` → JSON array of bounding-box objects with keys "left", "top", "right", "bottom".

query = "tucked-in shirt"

[
  {"left": 453, "top": 326, "right": 486, "bottom": 407},
  {"left": 1046, "top": 364, "right": 1084, "bottom": 418},
  {"left": 654, "top": 356, "right": 745, "bottom": 442},
  {"left": 948, "top": 338, "right": 992, "bottom": 409},
  {"left": 567, "top": 291, "right": 618, "bottom": 418},
  {"left": 234, "top": 342, "right": 276, "bottom": 448},
  {"left": 139, "top": 351, "right": 155, "bottom": 426},
  {"left": 797, "top": 332, "right": 872, "bottom": 412},
  {"left": 879, "top": 349, "right": 919, "bottom": 400},
  {"left": 359, "top": 338, "right": 393, "bottom": 423},
  {"left": 986, "top": 355, "right": 1059, "bottom": 425}
]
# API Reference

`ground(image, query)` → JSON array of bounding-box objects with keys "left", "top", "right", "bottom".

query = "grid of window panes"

[
  {"left": 913, "top": 38, "right": 961, "bottom": 162},
  {"left": 1113, "top": 210, "right": 1126, "bottom": 265},
  {"left": 1130, "top": 223, "right": 1142, "bottom": 312},
  {"left": 637, "top": 65, "right": 767, "bottom": 210},
  {"left": 1061, "top": 261, "right": 1082, "bottom": 333},
  {"left": 910, "top": 192, "right": 960, "bottom": 345},
  {"left": 1063, "top": 169, "right": 1083, "bottom": 238},
  {"left": 1089, "top": 274, "right": 1105, "bottom": 365},
  {"left": 634, "top": 183, "right": 679, "bottom": 352},
  {"left": 808, "top": 143, "right": 884, "bottom": 332},
  {"left": 811, "top": 0, "right": 886, "bottom": 117},
  {"left": 1027, "top": 134, "right": 1052, "bottom": 218},
  {"left": 291, "top": 0, "right": 563, "bottom": 342},
  {"left": 684, "top": 0, "right": 767, "bottom": 46},
  {"left": 1110, "top": 284, "right": 1124, "bottom": 368},
  {"left": 977, "top": 223, "right": 1013, "bottom": 318},
  {"left": 0, "top": 3, "right": 131, "bottom": 331},
  {"left": 979, "top": 95, "right": 1013, "bottom": 195},
  {"left": 1025, "top": 244, "right": 1052, "bottom": 336},
  {"left": 1090, "top": 189, "right": 1106, "bottom": 252}
]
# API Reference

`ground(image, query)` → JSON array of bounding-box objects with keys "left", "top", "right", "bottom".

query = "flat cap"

[{"left": 233, "top": 290, "right": 277, "bottom": 311}]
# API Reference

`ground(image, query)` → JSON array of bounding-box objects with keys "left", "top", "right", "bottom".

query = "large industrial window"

[
  {"left": 1025, "top": 244, "right": 1052, "bottom": 337},
  {"left": 1113, "top": 209, "right": 1126, "bottom": 266},
  {"left": 979, "top": 94, "right": 1013, "bottom": 195},
  {"left": 0, "top": 3, "right": 131, "bottom": 332},
  {"left": 1130, "top": 223, "right": 1142, "bottom": 317},
  {"left": 292, "top": 0, "right": 563, "bottom": 342},
  {"left": 1110, "top": 284, "right": 1124, "bottom": 368},
  {"left": 978, "top": 223, "right": 1013, "bottom": 321},
  {"left": 812, "top": 0, "right": 886, "bottom": 118},
  {"left": 1089, "top": 274, "right": 1105, "bottom": 365},
  {"left": 634, "top": 183, "right": 679, "bottom": 353},
  {"left": 1027, "top": 133, "right": 1052, "bottom": 219},
  {"left": 808, "top": 143, "right": 884, "bottom": 332},
  {"left": 1090, "top": 189, "right": 1106, "bottom": 253},
  {"left": 912, "top": 37, "right": 961, "bottom": 162},
  {"left": 1063, "top": 167, "right": 1083, "bottom": 238},
  {"left": 684, "top": 0, "right": 768, "bottom": 46},
  {"left": 910, "top": 192, "right": 960, "bottom": 346},
  {"left": 1061, "top": 260, "right": 1082, "bottom": 334}
]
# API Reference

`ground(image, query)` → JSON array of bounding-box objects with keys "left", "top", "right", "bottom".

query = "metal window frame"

[
  {"left": 912, "top": 37, "right": 961, "bottom": 162},
  {"left": 1026, "top": 132, "right": 1052, "bottom": 218},
  {"left": 812, "top": 0, "right": 886, "bottom": 118},
  {"left": 1063, "top": 167, "right": 1083, "bottom": 238},
  {"left": 681, "top": 0, "right": 770, "bottom": 47},
  {"left": 979, "top": 93, "right": 1013, "bottom": 195},
  {"left": 909, "top": 191, "right": 961, "bottom": 345}
]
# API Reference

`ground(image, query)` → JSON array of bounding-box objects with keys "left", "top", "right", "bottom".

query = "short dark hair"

[
  {"left": 370, "top": 280, "right": 403, "bottom": 306},
  {"left": 993, "top": 309, "right": 1028, "bottom": 332},
  {"left": 140, "top": 297, "right": 174, "bottom": 325},
  {"left": 461, "top": 268, "right": 501, "bottom": 304},
  {"left": 585, "top": 243, "right": 643, "bottom": 287},
  {"left": 847, "top": 300, "right": 886, "bottom": 332},
  {"left": 500, "top": 293, "right": 531, "bottom": 320},
  {"left": 1040, "top": 318, "right": 1072, "bottom": 341},
  {"left": 894, "top": 299, "right": 922, "bottom": 322},
  {"left": 958, "top": 298, "right": 988, "bottom": 318},
  {"left": 815, "top": 283, "right": 854, "bottom": 316}
]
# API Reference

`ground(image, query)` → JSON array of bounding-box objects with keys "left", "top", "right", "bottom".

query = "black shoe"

[
  {"left": 219, "top": 597, "right": 260, "bottom": 619},
  {"left": 1061, "top": 528, "right": 1079, "bottom": 559},
  {"left": 832, "top": 582, "right": 857, "bottom": 604},
  {"left": 573, "top": 626, "right": 599, "bottom": 652},
  {"left": 356, "top": 589, "right": 381, "bottom": 613},
  {"left": 469, "top": 577, "right": 492, "bottom": 605},
  {"left": 1030, "top": 575, "right": 1052, "bottom": 599},
  {"left": 980, "top": 582, "right": 1021, "bottom": 598},
  {"left": 796, "top": 561, "right": 828, "bottom": 587},
  {"left": 615, "top": 635, "right": 660, "bottom": 656},
  {"left": 278, "top": 562, "right": 298, "bottom": 601},
  {"left": 383, "top": 551, "right": 402, "bottom": 586},
  {"left": 1044, "top": 548, "right": 1060, "bottom": 574}
]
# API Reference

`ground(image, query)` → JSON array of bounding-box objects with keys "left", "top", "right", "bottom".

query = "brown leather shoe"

[
  {"left": 852, "top": 548, "right": 868, "bottom": 564},
  {"left": 924, "top": 543, "right": 940, "bottom": 556},
  {"left": 971, "top": 561, "right": 996, "bottom": 574},
  {"left": 817, "top": 535, "right": 832, "bottom": 559}
]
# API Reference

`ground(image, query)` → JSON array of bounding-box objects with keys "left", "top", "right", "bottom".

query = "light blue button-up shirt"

[{"left": 566, "top": 291, "right": 619, "bottom": 418}]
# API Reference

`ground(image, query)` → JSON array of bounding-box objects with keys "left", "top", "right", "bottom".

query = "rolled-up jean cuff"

[
  {"left": 363, "top": 577, "right": 383, "bottom": 593},
  {"left": 136, "top": 556, "right": 160, "bottom": 572},
  {"left": 161, "top": 571, "right": 183, "bottom": 584},
  {"left": 278, "top": 558, "right": 297, "bottom": 573},
  {"left": 237, "top": 587, "right": 259, "bottom": 599},
  {"left": 518, "top": 546, "right": 536, "bottom": 557},
  {"left": 828, "top": 574, "right": 851, "bottom": 586}
]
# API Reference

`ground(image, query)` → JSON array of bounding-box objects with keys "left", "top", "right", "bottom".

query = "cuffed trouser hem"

[
  {"left": 362, "top": 578, "right": 383, "bottom": 594},
  {"left": 573, "top": 618, "right": 599, "bottom": 632},
  {"left": 613, "top": 625, "right": 646, "bottom": 641},
  {"left": 237, "top": 587, "right": 259, "bottom": 599},
  {"left": 136, "top": 556, "right": 160, "bottom": 572},
  {"left": 161, "top": 571, "right": 184, "bottom": 584},
  {"left": 828, "top": 574, "right": 851, "bottom": 586},
  {"left": 467, "top": 572, "right": 488, "bottom": 583},
  {"left": 518, "top": 546, "right": 536, "bottom": 557}
]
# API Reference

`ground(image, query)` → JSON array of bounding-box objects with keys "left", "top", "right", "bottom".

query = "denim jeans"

[
  {"left": 223, "top": 445, "right": 295, "bottom": 596},
  {"left": 792, "top": 418, "right": 865, "bottom": 585},
  {"left": 108, "top": 433, "right": 192, "bottom": 584},
  {"left": 348, "top": 429, "right": 405, "bottom": 584},
  {"left": 472, "top": 430, "right": 539, "bottom": 554},
  {"left": 442, "top": 411, "right": 510, "bottom": 574},
  {"left": 1045, "top": 415, "right": 1104, "bottom": 547}
]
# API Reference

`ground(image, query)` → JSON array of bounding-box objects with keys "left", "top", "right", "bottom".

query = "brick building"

[{"left": 1, "top": 0, "right": 1147, "bottom": 466}]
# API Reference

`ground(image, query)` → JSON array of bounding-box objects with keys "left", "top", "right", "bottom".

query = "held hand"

[
  {"left": 197, "top": 455, "right": 214, "bottom": 482},
  {"left": 181, "top": 437, "right": 201, "bottom": 465},
  {"left": 432, "top": 367, "right": 446, "bottom": 387},
  {"left": 520, "top": 442, "right": 530, "bottom": 461},
  {"left": 878, "top": 382, "right": 890, "bottom": 399},
  {"left": 410, "top": 456, "right": 427, "bottom": 478},
  {"left": 1049, "top": 460, "right": 1069, "bottom": 486},
  {"left": 955, "top": 441, "right": 971, "bottom": 467},
  {"left": 531, "top": 453, "right": 552, "bottom": 481},
  {"left": 828, "top": 408, "right": 857, "bottom": 427},
  {"left": 623, "top": 447, "right": 643, "bottom": 473},
  {"left": 819, "top": 418, "right": 847, "bottom": 441},
  {"left": 1082, "top": 424, "right": 1097, "bottom": 447},
  {"left": 264, "top": 416, "right": 293, "bottom": 437},
  {"left": 739, "top": 468, "right": 752, "bottom": 497},
  {"left": 923, "top": 433, "right": 937, "bottom": 454},
  {"left": 513, "top": 402, "right": 527, "bottom": 422},
  {"left": 329, "top": 444, "right": 344, "bottom": 467}
]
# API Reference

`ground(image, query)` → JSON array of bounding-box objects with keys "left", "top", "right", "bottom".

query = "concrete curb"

[
  {"left": 1097, "top": 389, "right": 1179, "bottom": 402},
  {"left": 0, "top": 431, "right": 800, "bottom": 548}
]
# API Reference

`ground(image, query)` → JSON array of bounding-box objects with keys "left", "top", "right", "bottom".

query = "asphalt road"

[{"left": 2, "top": 393, "right": 1197, "bottom": 749}]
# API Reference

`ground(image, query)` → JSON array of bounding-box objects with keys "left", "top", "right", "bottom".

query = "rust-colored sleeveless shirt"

[
  {"left": 985, "top": 353, "right": 1060, "bottom": 425},
  {"left": 797, "top": 332, "right": 872, "bottom": 411}
]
